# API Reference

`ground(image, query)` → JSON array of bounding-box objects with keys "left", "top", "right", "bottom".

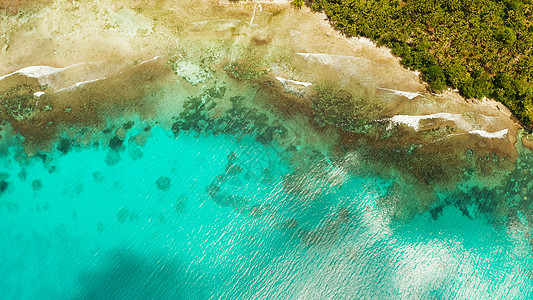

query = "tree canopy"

[{"left": 297, "top": 0, "right": 533, "bottom": 127}]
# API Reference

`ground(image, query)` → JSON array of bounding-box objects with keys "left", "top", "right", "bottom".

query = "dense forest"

[{"left": 294, "top": 0, "right": 533, "bottom": 127}]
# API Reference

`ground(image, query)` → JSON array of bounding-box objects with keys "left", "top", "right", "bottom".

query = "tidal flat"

[{"left": 1, "top": 1, "right": 533, "bottom": 298}]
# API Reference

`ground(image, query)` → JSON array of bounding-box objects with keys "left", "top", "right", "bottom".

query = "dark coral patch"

[
  {"left": 116, "top": 207, "right": 131, "bottom": 223},
  {"left": 17, "top": 169, "right": 27, "bottom": 181},
  {"left": 35, "top": 153, "right": 47, "bottom": 162},
  {"left": 155, "top": 176, "right": 171, "bottom": 191},
  {"left": 109, "top": 136, "right": 124, "bottom": 151},
  {"left": 0, "top": 180, "right": 8, "bottom": 193},
  {"left": 57, "top": 138, "right": 72, "bottom": 154},
  {"left": 171, "top": 122, "right": 180, "bottom": 137},
  {"left": 92, "top": 171, "right": 104, "bottom": 183},
  {"left": 430, "top": 205, "right": 444, "bottom": 220},
  {"left": 128, "top": 148, "right": 143, "bottom": 160},
  {"left": 31, "top": 179, "right": 43, "bottom": 191},
  {"left": 47, "top": 165, "right": 58, "bottom": 174},
  {"left": 102, "top": 127, "right": 113, "bottom": 134},
  {"left": 122, "top": 121, "right": 134, "bottom": 130},
  {"left": 105, "top": 151, "right": 121, "bottom": 166}
]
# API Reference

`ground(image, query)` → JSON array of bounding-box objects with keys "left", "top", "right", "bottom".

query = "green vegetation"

[
  {"left": 292, "top": 0, "right": 305, "bottom": 7},
  {"left": 307, "top": 0, "right": 533, "bottom": 126}
]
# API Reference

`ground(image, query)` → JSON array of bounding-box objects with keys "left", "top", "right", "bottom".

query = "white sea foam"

[
  {"left": 136, "top": 56, "right": 160, "bottom": 66},
  {"left": 390, "top": 113, "right": 509, "bottom": 139},
  {"left": 0, "top": 62, "right": 86, "bottom": 81},
  {"left": 0, "top": 66, "right": 60, "bottom": 81},
  {"left": 378, "top": 87, "right": 421, "bottom": 100},
  {"left": 390, "top": 113, "right": 463, "bottom": 131},
  {"left": 469, "top": 129, "right": 508, "bottom": 139},
  {"left": 56, "top": 78, "right": 104, "bottom": 92},
  {"left": 2, "top": 57, "right": 159, "bottom": 92},
  {"left": 10, "top": 66, "right": 60, "bottom": 78},
  {"left": 275, "top": 77, "right": 312, "bottom": 87}
]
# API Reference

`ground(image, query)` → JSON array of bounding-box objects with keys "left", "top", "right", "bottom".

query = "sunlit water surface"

[{"left": 1, "top": 120, "right": 533, "bottom": 299}]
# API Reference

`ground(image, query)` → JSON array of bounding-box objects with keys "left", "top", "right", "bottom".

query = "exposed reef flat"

[{"left": 0, "top": 0, "right": 527, "bottom": 219}]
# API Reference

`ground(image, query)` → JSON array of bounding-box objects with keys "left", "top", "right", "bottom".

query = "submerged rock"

[
  {"left": 0, "top": 180, "right": 8, "bottom": 194},
  {"left": 248, "top": 204, "right": 272, "bottom": 219},
  {"left": 155, "top": 176, "right": 171, "bottom": 191},
  {"left": 211, "top": 193, "right": 247, "bottom": 208},
  {"left": 115, "top": 128, "right": 127, "bottom": 140},
  {"left": 47, "top": 165, "right": 58, "bottom": 174},
  {"left": 92, "top": 171, "right": 104, "bottom": 183},
  {"left": 127, "top": 147, "right": 143, "bottom": 161},
  {"left": 31, "top": 179, "right": 42, "bottom": 191},
  {"left": 109, "top": 136, "right": 124, "bottom": 151},
  {"left": 276, "top": 218, "right": 299, "bottom": 230},
  {"left": 174, "top": 194, "right": 187, "bottom": 213},
  {"left": 17, "top": 169, "right": 27, "bottom": 181},
  {"left": 225, "top": 162, "right": 243, "bottom": 176},
  {"left": 105, "top": 150, "right": 121, "bottom": 166},
  {"left": 116, "top": 207, "right": 130, "bottom": 223},
  {"left": 35, "top": 153, "right": 48, "bottom": 163},
  {"left": 122, "top": 121, "right": 134, "bottom": 130},
  {"left": 171, "top": 122, "right": 180, "bottom": 137},
  {"left": 57, "top": 138, "right": 72, "bottom": 154},
  {"left": 337, "top": 208, "right": 350, "bottom": 223}
]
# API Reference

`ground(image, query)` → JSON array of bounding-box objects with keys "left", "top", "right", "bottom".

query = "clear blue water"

[{"left": 1, "top": 119, "right": 533, "bottom": 299}]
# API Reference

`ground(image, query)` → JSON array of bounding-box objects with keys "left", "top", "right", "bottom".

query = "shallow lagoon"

[
  {"left": 2, "top": 1, "right": 533, "bottom": 298},
  {"left": 1, "top": 119, "right": 532, "bottom": 298}
]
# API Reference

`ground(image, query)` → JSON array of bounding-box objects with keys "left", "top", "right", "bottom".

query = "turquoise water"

[{"left": 1, "top": 116, "right": 533, "bottom": 299}]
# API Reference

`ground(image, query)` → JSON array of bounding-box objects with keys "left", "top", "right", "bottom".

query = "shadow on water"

[{"left": 74, "top": 249, "right": 207, "bottom": 300}]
